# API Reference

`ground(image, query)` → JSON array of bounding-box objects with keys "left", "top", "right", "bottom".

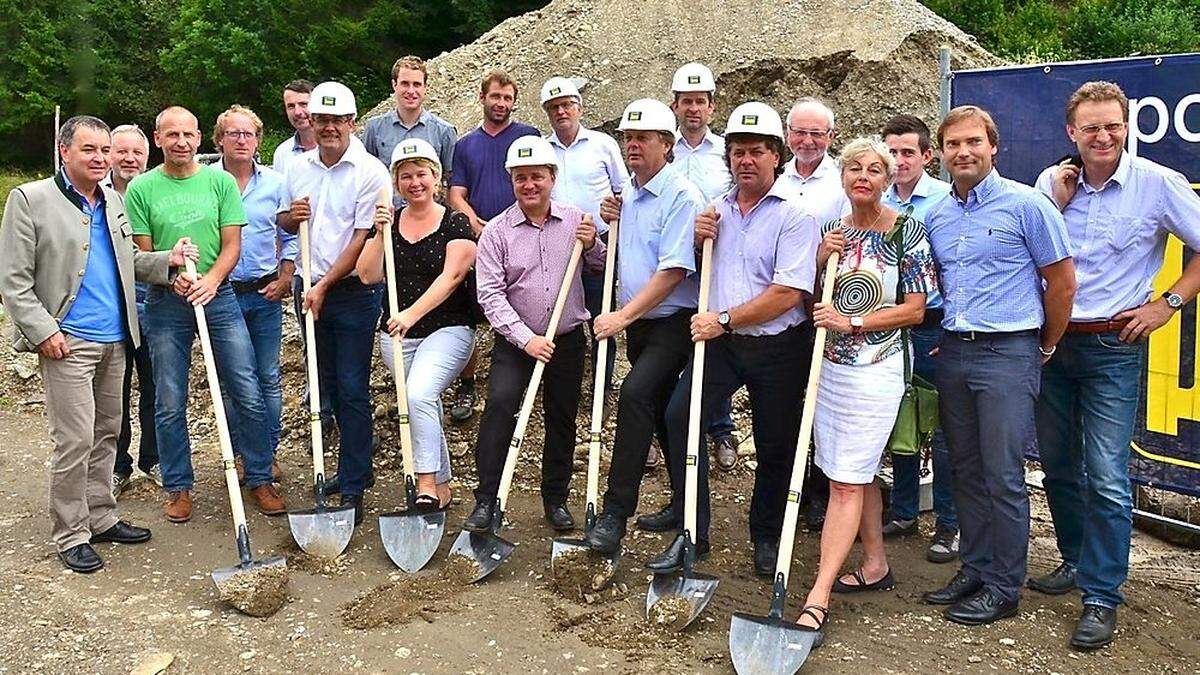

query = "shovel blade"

[
  {"left": 729, "top": 612, "right": 816, "bottom": 675},
  {"left": 287, "top": 505, "right": 355, "bottom": 559},
  {"left": 447, "top": 529, "right": 515, "bottom": 583},
  {"left": 550, "top": 537, "right": 620, "bottom": 589},
  {"left": 379, "top": 509, "right": 446, "bottom": 573},
  {"left": 212, "top": 555, "right": 289, "bottom": 617},
  {"left": 645, "top": 570, "right": 719, "bottom": 630}
]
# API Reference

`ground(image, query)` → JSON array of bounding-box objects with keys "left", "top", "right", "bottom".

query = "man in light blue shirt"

[
  {"left": 922, "top": 105, "right": 1076, "bottom": 628},
  {"left": 1029, "top": 81, "right": 1200, "bottom": 649},
  {"left": 879, "top": 114, "right": 958, "bottom": 564},
  {"left": 361, "top": 56, "right": 458, "bottom": 186}
]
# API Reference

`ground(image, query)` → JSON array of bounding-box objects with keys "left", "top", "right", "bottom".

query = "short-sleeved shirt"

[
  {"left": 450, "top": 122, "right": 541, "bottom": 222},
  {"left": 548, "top": 127, "right": 628, "bottom": 235},
  {"left": 776, "top": 154, "right": 850, "bottom": 226},
  {"left": 126, "top": 164, "right": 247, "bottom": 274},
  {"left": 883, "top": 172, "right": 951, "bottom": 310},
  {"left": 59, "top": 171, "right": 125, "bottom": 343},
  {"left": 1035, "top": 152, "right": 1200, "bottom": 321},
  {"left": 224, "top": 161, "right": 296, "bottom": 283},
  {"left": 617, "top": 163, "right": 704, "bottom": 319},
  {"left": 821, "top": 215, "right": 938, "bottom": 365},
  {"left": 271, "top": 133, "right": 312, "bottom": 174},
  {"left": 379, "top": 207, "right": 477, "bottom": 338},
  {"left": 361, "top": 109, "right": 458, "bottom": 178},
  {"left": 280, "top": 137, "right": 392, "bottom": 280},
  {"left": 710, "top": 180, "right": 819, "bottom": 336},
  {"left": 924, "top": 169, "right": 1073, "bottom": 332},
  {"left": 673, "top": 129, "right": 732, "bottom": 203}
]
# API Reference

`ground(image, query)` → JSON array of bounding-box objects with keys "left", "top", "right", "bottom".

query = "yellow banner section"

[{"left": 1145, "top": 236, "right": 1192, "bottom": 437}]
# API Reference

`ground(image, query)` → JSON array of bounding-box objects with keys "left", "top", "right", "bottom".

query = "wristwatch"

[
  {"left": 718, "top": 311, "right": 733, "bottom": 333},
  {"left": 850, "top": 316, "right": 864, "bottom": 335},
  {"left": 1162, "top": 291, "right": 1184, "bottom": 310}
]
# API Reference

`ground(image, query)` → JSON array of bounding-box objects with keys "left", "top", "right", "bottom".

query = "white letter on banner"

[
  {"left": 1129, "top": 96, "right": 1169, "bottom": 156},
  {"left": 1174, "top": 93, "right": 1200, "bottom": 143}
]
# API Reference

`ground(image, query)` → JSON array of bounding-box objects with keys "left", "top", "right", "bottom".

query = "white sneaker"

[{"left": 111, "top": 473, "right": 130, "bottom": 500}]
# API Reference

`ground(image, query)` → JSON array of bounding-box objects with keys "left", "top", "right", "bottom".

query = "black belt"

[
  {"left": 230, "top": 271, "right": 278, "bottom": 294},
  {"left": 946, "top": 328, "right": 1039, "bottom": 341}
]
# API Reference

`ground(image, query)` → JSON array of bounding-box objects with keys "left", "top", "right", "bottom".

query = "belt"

[
  {"left": 1065, "top": 319, "right": 1129, "bottom": 335},
  {"left": 230, "top": 271, "right": 278, "bottom": 294},
  {"left": 946, "top": 328, "right": 1039, "bottom": 341}
]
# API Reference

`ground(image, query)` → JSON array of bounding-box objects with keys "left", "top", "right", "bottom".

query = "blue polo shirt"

[
  {"left": 59, "top": 171, "right": 126, "bottom": 343},
  {"left": 450, "top": 122, "right": 540, "bottom": 222}
]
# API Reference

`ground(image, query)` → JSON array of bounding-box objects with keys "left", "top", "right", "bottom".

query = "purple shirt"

[
  {"left": 711, "top": 180, "right": 820, "bottom": 336},
  {"left": 450, "top": 122, "right": 541, "bottom": 221},
  {"left": 476, "top": 200, "right": 607, "bottom": 348}
]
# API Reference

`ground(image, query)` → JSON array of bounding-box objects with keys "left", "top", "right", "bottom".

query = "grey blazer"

[{"left": 0, "top": 174, "right": 172, "bottom": 352}]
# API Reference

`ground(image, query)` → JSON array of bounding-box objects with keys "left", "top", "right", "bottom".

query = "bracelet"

[{"left": 1038, "top": 344, "right": 1056, "bottom": 357}]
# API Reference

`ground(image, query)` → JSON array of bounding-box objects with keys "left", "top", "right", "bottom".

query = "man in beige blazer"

[{"left": 0, "top": 116, "right": 196, "bottom": 573}]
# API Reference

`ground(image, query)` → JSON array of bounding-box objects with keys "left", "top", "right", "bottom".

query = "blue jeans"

[
  {"left": 1035, "top": 330, "right": 1144, "bottom": 609},
  {"left": 145, "top": 284, "right": 274, "bottom": 491},
  {"left": 310, "top": 278, "right": 382, "bottom": 497},
  {"left": 889, "top": 325, "right": 958, "bottom": 528},
  {"left": 223, "top": 290, "right": 284, "bottom": 455}
]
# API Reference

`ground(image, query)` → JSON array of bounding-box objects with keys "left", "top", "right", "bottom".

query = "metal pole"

[
  {"left": 53, "top": 105, "right": 61, "bottom": 173},
  {"left": 938, "top": 47, "right": 951, "bottom": 182}
]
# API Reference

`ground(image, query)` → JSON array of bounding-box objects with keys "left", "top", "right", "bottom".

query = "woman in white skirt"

[
  {"left": 357, "top": 139, "right": 477, "bottom": 510},
  {"left": 795, "top": 137, "right": 938, "bottom": 643}
]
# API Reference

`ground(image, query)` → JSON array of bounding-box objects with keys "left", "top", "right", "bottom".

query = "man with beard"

[{"left": 272, "top": 79, "right": 317, "bottom": 173}]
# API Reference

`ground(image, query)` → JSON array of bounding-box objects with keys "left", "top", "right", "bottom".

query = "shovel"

[
  {"left": 646, "top": 237, "right": 718, "bottom": 630},
  {"left": 184, "top": 259, "right": 288, "bottom": 616},
  {"left": 378, "top": 192, "right": 446, "bottom": 573},
  {"left": 287, "top": 214, "right": 355, "bottom": 558},
  {"left": 552, "top": 218, "right": 620, "bottom": 584},
  {"left": 448, "top": 233, "right": 587, "bottom": 583},
  {"left": 728, "top": 252, "right": 840, "bottom": 674}
]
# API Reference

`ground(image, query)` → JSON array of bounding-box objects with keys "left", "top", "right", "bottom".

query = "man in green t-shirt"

[{"left": 126, "top": 105, "right": 287, "bottom": 523}]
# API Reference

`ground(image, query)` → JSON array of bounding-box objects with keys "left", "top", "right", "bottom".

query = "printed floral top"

[{"left": 821, "top": 214, "right": 938, "bottom": 366}]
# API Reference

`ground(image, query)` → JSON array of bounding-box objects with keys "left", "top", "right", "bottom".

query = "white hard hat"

[
  {"left": 505, "top": 135, "right": 559, "bottom": 172},
  {"left": 725, "top": 102, "right": 785, "bottom": 140},
  {"left": 617, "top": 98, "right": 676, "bottom": 133},
  {"left": 309, "top": 81, "right": 357, "bottom": 116},
  {"left": 540, "top": 77, "right": 582, "bottom": 106},
  {"left": 671, "top": 63, "right": 716, "bottom": 93},
  {"left": 390, "top": 138, "right": 441, "bottom": 173}
]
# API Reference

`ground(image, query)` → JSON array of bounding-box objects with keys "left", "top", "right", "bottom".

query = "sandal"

[
  {"left": 795, "top": 604, "right": 829, "bottom": 648},
  {"left": 832, "top": 567, "right": 895, "bottom": 594},
  {"left": 413, "top": 493, "right": 441, "bottom": 513}
]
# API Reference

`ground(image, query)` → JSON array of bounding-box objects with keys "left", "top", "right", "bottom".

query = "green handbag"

[{"left": 886, "top": 210, "right": 939, "bottom": 456}]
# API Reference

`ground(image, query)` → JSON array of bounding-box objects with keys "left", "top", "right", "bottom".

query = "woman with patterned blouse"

[
  {"left": 795, "top": 137, "right": 938, "bottom": 643},
  {"left": 357, "top": 139, "right": 477, "bottom": 510}
]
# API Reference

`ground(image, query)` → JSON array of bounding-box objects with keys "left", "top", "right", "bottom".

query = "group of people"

[{"left": 3, "top": 53, "right": 1198, "bottom": 655}]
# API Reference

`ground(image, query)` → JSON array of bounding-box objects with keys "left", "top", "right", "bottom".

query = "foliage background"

[{"left": 2, "top": 0, "right": 1198, "bottom": 168}]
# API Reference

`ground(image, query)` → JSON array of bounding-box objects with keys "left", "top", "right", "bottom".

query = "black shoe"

[
  {"left": 584, "top": 513, "right": 626, "bottom": 554},
  {"left": 944, "top": 588, "right": 1019, "bottom": 626},
  {"left": 1071, "top": 604, "right": 1117, "bottom": 650},
  {"left": 321, "top": 472, "right": 375, "bottom": 498},
  {"left": 712, "top": 434, "right": 737, "bottom": 471},
  {"left": 753, "top": 539, "right": 778, "bottom": 577},
  {"left": 881, "top": 512, "right": 918, "bottom": 537},
  {"left": 90, "top": 520, "right": 152, "bottom": 545},
  {"left": 463, "top": 501, "right": 495, "bottom": 533},
  {"left": 923, "top": 570, "right": 984, "bottom": 605},
  {"left": 59, "top": 543, "right": 103, "bottom": 573},
  {"left": 449, "top": 378, "right": 476, "bottom": 423},
  {"left": 340, "top": 494, "right": 364, "bottom": 526},
  {"left": 635, "top": 505, "right": 681, "bottom": 533},
  {"left": 1027, "top": 562, "right": 1077, "bottom": 595},
  {"left": 544, "top": 503, "right": 575, "bottom": 531},
  {"left": 645, "top": 534, "right": 710, "bottom": 573}
]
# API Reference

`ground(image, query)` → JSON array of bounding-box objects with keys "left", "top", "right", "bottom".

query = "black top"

[{"left": 379, "top": 207, "right": 477, "bottom": 338}]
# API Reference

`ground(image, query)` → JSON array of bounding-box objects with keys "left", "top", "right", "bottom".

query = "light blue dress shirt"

[
  {"left": 548, "top": 127, "right": 628, "bottom": 235},
  {"left": 673, "top": 129, "right": 732, "bottom": 204},
  {"left": 924, "top": 169, "right": 1072, "bottom": 332},
  {"left": 225, "top": 161, "right": 296, "bottom": 283},
  {"left": 618, "top": 163, "right": 704, "bottom": 319},
  {"left": 710, "top": 180, "right": 819, "bottom": 335},
  {"left": 1034, "top": 152, "right": 1200, "bottom": 321},
  {"left": 884, "top": 171, "right": 951, "bottom": 310}
]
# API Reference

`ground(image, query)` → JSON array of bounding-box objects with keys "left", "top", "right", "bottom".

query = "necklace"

[{"left": 848, "top": 207, "right": 885, "bottom": 232}]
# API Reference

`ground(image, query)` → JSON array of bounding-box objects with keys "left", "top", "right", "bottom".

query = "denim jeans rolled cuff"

[
  {"left": 146, "top": 283, "right": 275, "bottom": 491},
  {"left": 1036, "top": 331, "right": 1143, "bottom": 608}
]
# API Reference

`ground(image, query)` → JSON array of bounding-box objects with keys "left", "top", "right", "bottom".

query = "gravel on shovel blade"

[
  {"left": 550, "top": 548, "right": 615, "bottom": 600},
  {"left": 218, "top": 565, "right": 289, "bottom": 617},
  {"left": 443, "top": 552, "right": 483, "bottom": 585},
  {"left": 647, "top": 596, "right": 693, "bottom": 631}
]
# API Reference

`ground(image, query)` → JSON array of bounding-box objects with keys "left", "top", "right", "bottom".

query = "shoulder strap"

[{"left": 891, "top": 207, "right": 914, "bottom": 383}]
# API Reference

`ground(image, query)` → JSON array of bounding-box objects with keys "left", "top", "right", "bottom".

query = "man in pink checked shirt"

[{"left": 464, "top": 135, "right": 605, "bottom": 534}]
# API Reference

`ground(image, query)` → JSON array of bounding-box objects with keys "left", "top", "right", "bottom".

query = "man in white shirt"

[
  {"left": 777, "top": 97, "right": 850, "bottom": 225},
  {"left": 272, "top": 79, "right": 317, "bottom": 173}
]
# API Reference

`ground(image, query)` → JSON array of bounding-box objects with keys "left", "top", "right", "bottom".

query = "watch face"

[{"left": 1165, "top": 293, "right": 1184, "bottom": 308}]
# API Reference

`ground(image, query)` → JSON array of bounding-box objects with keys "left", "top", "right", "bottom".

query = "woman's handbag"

[{"left": 886, "top": 210, "right": 939, "bottom": 455}]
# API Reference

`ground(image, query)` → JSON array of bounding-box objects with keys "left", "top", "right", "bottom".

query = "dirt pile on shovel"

[
  {"left": 218, "top": 565, "right": 289, "bottom": 618},
  {"left": 646, "top": 596, "right": 693, "bottom": 631},
  {"left": 550, "top": 549, "right": 615, "bottom": 600}
]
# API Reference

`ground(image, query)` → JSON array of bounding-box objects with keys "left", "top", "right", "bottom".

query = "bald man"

[{"left": 126, "top": 106, "right": 286, "bottom": 524}]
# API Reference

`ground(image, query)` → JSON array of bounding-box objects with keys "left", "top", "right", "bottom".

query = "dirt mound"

[{"left": 365, "top": 0, "right": 998, "bottom": 143}]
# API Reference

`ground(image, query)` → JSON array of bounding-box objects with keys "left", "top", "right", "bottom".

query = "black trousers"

[
  {"left": 115, "top": 341, "right": 157, "bottom": 476},
  {"left": 600, "top": 310, "right": 693, "bottom": 518},
  {"left": 665, "top": 323, "right": 812, "bottom": 543},
  {"left": 473, "top": 327, "right": 586, "bottom": 507}
]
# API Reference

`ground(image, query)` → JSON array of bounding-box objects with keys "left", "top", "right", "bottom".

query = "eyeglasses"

[
  {"left": 1076, "top": 122, "right": 1126, "bottom": 136},
  {"left": 787, "top": 127, "right": 830, "bottom": 139},
  {"left": 311, "top": 115, "right": 352, "bottom": 127},
  {"left": 222, "top": 130, "right": 257, "bottom": 140}
]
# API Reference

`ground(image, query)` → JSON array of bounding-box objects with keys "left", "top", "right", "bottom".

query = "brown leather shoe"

[
  {"left": 164, "top": 490, "right": 192, "bottom": 523},
  {"left": 271, "top": 461, "right": 283, "bottom": 483},
  {"left": 712, "top": 434, "right": 737, "bottom": 471},
  {"left": 250, "top": 484, "right": 287, "bottom": 516}
]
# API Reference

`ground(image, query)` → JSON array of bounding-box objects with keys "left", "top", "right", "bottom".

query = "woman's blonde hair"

[
  {"left": 838, "top": 136, "right": 896, "bottom": 182},
  {"left": 392, "top": 157, "right": 442, "bottom": 198}
]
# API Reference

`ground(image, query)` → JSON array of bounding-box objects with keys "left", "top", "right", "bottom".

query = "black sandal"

[
  {"left": 832, "top": 567, "right": 895, "bottom": 594},
  {"left": 413, "top": 493, "right": 441, "bottom": 513},
  {"left": 796, "top": 604, "right": 829, "bottom": 648}
]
